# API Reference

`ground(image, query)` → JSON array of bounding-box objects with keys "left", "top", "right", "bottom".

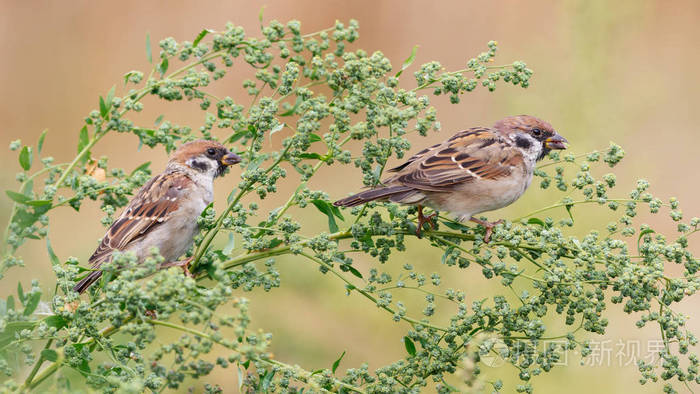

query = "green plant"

[{"left": 1, "top": 17, "right": 698, "bottom": 393}]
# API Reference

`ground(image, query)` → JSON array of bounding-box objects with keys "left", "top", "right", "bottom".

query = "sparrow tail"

[
  {"left": 333, "top": 186, "right": 415, "bottom": 207},
  {"left": 73, "top": 270, "right": 103, "bottom": 294}
]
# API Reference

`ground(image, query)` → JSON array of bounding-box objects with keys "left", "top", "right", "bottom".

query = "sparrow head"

[
  {"left": 494, "top": 115, "right": 568, "bottom": 161},
  {"left": 169, "top": 140, "right": 241, "bottom": 178}
]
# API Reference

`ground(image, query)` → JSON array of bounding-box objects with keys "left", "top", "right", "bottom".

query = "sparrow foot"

[
  {"left": 160, "top": 256, "right": 195, "bottom": 277},
  {"left": 469, "top": 217, "right": 504, "bottom": 243},
  {"left": 416, "top": 205, "right": 438, "bottom": 238}
]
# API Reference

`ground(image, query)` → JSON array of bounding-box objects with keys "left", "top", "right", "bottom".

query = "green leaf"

[
  {"left": 23, "top": 292, "right": 41, "bottom": 316},
  {"left": 223, "top": 233, "right": 235, "bottom": 256},
  {"left": 43, "top": 315, "right": 67, "bottom": 330},
  {"left": 193, "top": 29, "right": 214, "bottom": 47},
  {"left": 25, "top": 199, "right": 52, "bottom": 207},
  {"left": 106, "top": 85, "right": 115, "bottom": 110},
  {"left": 123, "top": 71, "right": 133, "bottom": 86},
  {"left": 269, "top": 123, "right": 285, "bottom": 143},
  {"left": 372, "top": 164, "right": 383, "bottom": 182},
  {"left": 76, "top": 359, "right": 91, "bottom": 377},
  {"left": 261, "top": 369, "right": 275, "bottom": 391},
  {"left": 6, "top": 190, "right": 30, "bottom": 204},
  {"left": 441, "top": 220, "right": 470, "bottom": 232},
  {"left": 298, "top": 153, "right": 324, "bottom": 160},
  {"left": 0, "top": 321, "right": 37, "bottom": 348},
  {"left": 146, "top": 32, "right": 152, "bottom": 63},
  {"left": 345, "top": 265, "right": 363, "bottom": 279},
  {"left": 395, "top": 45, "right": 418, "bottom": 78},
  {"left": 637, "top": 228, "right": 656, "bottom": 251},
  {"left": 11, "top": 208, "right": 41, "bottom": 229},
  {"left": 237, "top": 365, "right": 245, "bottom": 391},
  {"left": 154, "top": 114, "right": 164, "bottom": 126},
  {"left": 130, "top": 161, "right": 152, "bottom": 176},
  {"left": 268, "top": 238, "right": 283, "bottom": 249},
  {"left": 280, "top": 97, "right": 302, "bottom": 116},
  {"left": 270, "top": 123, "right": 285, "bottom": 135},
  {"left": 46, "top": 235, "right": 60, "bottom": 266},
  {"left": 311, "top": 199, "right": 340, "bottom": 233},
  {"left": 99, "top": 96, "right": 107, "bottom": 118},
  {"left": 404, "top": 336, "right": 417, "bottom": 356},
  {"left": 41, "top": 349, "right": 58, "bottom": 362},
  {"left": 158, "top": 57, "right": 169, "bottom": 77},
  {"left": 258, "top": 5, "right": 266, "bottom": 24},
  {"left": 17, "top": 282, "right": 24, "bottom": 304},
  {"left": 7, "top": 295, "right": 15, "bottom": 311},
  {"left": 527, "top": 218, "right": 545, "bottom": 227},
  {"left": 78, "top": 126, "right": 89, "bottom": 154},
  {"left": 565, "top": 203, "right": 574, "bottom": 223},
  {"left": 22, "top": 179, "right": 33, "bottom": 197},
  {"left": 19, "top": 146, "right": 32, "bottom": 171},
  {"left": 37, "top": 129, "right": 48, "bottom": 154},
  {"left": 308, "top": 133, "right": 322, "bottom": 143},
  {"left": 331, "top": 350, "right": 345, "bottom": 374},
  {"left": 200, "top": 202, "right": 214, "bottom": 218},
  {"left": 329, "top": 204, "right": 345, "bottom": 221},
  {"left": 227, "top": 129, "right": 250, "bottom": 144}
]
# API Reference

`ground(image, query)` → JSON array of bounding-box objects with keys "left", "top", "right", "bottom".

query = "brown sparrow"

[
  {"left": 334, "top": 115, "right": 568, "bottom": 241},
  {"left": 73, "top": 140, "right": 241, "bottom": 293}
]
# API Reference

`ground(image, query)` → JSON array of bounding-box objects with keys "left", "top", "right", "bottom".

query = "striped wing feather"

[
  {"left": 387, "top": 128, "right": 523, "bottom": 191},
  {"left": 88, "top": 171, "right": 192, "bottom": 266}
]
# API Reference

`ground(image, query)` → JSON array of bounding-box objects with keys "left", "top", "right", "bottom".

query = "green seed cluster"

[{"left": 0, "top": 18, "right": 697, "bottom": 394}]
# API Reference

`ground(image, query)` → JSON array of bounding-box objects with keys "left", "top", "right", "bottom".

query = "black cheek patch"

[
  {"left": 190, "top": 160, "right": 210, "bottom": 172},
  {"left": 515, "top": 135, "right": 532, "bottom": 149}
]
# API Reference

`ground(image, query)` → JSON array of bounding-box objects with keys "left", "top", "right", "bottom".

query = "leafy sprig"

[{"left": 1, "top": 17, "right": 697, "bottom": 394}]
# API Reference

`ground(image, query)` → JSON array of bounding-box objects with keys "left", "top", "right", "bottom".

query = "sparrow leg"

[
  {"left": 160, "top": 256, "right": 195, "bottom": 277},
  {"left": 416, "top": 205, "right": 438, "bottom": 237},
  {"left": 469, "top": 217, "right": 504, "bottom": 243}
]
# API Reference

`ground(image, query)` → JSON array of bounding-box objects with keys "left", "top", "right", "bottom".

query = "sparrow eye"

[
  {"left": 531, "top": 128, "right": 542, "bottom": 137},
  {"left": 206, "top": 148, "right": 217, "bottom": 157}
]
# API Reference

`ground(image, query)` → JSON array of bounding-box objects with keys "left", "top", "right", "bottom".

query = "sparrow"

[
  {"left": 333, "top": 115, "right": 568, "bottom": 241},
  {"left": 73, "top": 140, "right": 241, "bottom": 293}
]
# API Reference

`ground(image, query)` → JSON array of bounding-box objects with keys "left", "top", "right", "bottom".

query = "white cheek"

[{"left": 512, "top": 134, "right": 542, "bottom": 162}]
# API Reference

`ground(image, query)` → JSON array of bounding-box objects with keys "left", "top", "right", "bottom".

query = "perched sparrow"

[
  {"left": 334, "top": 115, "right": 568, "bottom": 241},
  {"left": 73, "top": 140, "right": 241, "bottom": 293}
]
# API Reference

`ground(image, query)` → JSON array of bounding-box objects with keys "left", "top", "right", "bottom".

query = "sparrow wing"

[
  {"left": 387, "top": 128, "right": 524, "bottom": 191},
  {"left": 88, "top": 170, "right": 193, "bottom": 265}
]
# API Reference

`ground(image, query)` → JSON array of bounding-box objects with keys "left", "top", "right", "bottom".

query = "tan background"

[{"left": 1, "top": 0, "right": 699, "bottom": 392}]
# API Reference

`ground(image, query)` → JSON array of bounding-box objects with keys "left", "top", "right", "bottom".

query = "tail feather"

[
  {"left": 73, "top": 270, "right": 103, "bottom": 294},
  {"left": 333, "top": 186, "right": 415, "bottom": 207}
]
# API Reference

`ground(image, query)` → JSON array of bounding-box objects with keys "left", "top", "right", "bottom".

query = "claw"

[
  {"left": 469, "top": 217, "right": 504, "bottom": 243},
  {"left": 160, "top": 256, "right": 195, "bottom": 277},
  {"left": 416, "top": 206, "right": 438, "bottom": 237}
]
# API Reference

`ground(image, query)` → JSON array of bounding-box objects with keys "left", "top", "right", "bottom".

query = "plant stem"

[
  {"left": 298, "top": 251, "right": 447, "bottom": 332},
  {"left": 147, "top": 319, "right": 366, "bottom": 393},
  {"left": 22, "top": 339, "right": 54, "bottom": 389},
  {"left": 513, "top": 198, "right": 640, "bottom": 222},
  {"left": 21, "top": 354, "right": 61, "bottom": 391}
]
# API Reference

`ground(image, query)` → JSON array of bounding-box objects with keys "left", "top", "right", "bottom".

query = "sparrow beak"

[
  {"left": 545, "top": 133, "right": 568, "bottom": 150},
  {"left": 221, "top": 152, "right": 242, "bottom": 166}
]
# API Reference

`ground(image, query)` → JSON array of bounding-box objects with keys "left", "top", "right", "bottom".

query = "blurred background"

[{"left": 1, "top": 0, "right": 698, "bottom": 392}]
